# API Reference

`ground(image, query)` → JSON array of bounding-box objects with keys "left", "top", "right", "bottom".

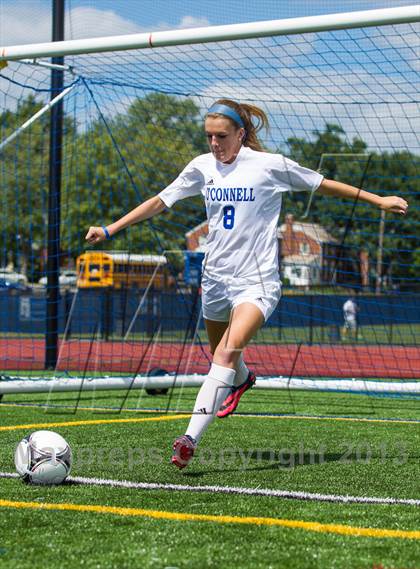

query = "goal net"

[{"left": 0, "top": 7, "right": 419, "bottom": 403}]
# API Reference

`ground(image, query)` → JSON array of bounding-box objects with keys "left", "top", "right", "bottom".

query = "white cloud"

[
  {"left": 0, "top": 3, "right": 210, "bottom": 116},
  {"left": 0, "top": 1, "right": 51, "bottom": 46},
  {"left": 66, "top": 7, "right": 144, "bottom": 40},
  {"left": 197, "top": 64, "right": 419, "bottom": 154},
  {"left": 0, "top": 2, "right": 210, "bottom": 47},
  {"left": 177, "top": 16, "right": 210, "bottom": 29}
]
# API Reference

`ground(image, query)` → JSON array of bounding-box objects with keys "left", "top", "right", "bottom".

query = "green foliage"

[
  {"left": 1, "top": 94, "right": 418, "bottom": 287},
  {"left": 62, "top": 93, "right": 207, "bottom": 256},
  {"left": 0, "top": 96, "right": 74, "bottom": 279},
  {"left": 0, "top": 96, "right": 50, "bottom": 273},
  {"left": 285, "top": 125, "right": 420, "bottom": 284}
]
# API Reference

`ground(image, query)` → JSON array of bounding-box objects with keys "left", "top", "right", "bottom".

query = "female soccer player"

[{"left": 86, "top": 98, "right": 408, "bottom": 469}]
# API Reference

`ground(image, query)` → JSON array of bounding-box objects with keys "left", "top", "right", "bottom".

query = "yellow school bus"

[{"left": 76, "top": 251, "right": 168, "bottom": 289}]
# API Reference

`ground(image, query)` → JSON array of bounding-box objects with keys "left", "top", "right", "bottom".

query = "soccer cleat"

[
  {"left": 217, "top": 371, "right": 256, "bottom": 418},
  {"left": 171, "top": 434, "right": 197, "bottom": 469}
]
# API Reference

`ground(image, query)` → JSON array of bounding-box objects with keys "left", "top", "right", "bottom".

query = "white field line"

[{"left": 1, "top": 472, "right": 418, "bottom": 507}]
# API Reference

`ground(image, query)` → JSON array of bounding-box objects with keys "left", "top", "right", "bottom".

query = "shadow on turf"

[{"left": 181, "top": 448, "right": 415, "bottom": 477}]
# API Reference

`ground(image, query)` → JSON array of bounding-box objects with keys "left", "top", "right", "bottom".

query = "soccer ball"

[{"left": 14, "top": 430, "right": 72, "bottom": 485}]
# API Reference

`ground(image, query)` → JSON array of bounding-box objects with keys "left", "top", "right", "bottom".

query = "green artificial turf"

[{"left": 0, "top": 387, "right": 419, "bottom": 569}]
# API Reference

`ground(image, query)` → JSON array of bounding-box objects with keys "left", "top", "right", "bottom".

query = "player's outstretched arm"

[
  {"left": 85, "top": 195, "right": 167, "bottom": 245},
  {"left": 318, "top": 179, "right": 408, "bottom": 215}
]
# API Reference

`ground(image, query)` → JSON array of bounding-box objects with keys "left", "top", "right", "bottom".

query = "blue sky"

[
  {"left": 71, "top": 0, "right": 418, "bottom": 28},
  {"left": 0, "top": 0, "right": 418, "bottom": 154},
  {"left": 107, "top": 0, "right": 419, "bottom": 27},
  {"left": 0, "top": 0, "right": 418, "bottom": 46}
]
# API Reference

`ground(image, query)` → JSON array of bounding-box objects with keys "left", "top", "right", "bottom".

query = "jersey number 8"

[{"left": 223, "top": 205, "right": 235, "bottom": 229}]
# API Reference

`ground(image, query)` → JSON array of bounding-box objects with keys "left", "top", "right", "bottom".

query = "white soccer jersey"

[
  {"left": 343, "top": 299, "right": 357, "bottom": 316},
  {"left": 158, "top": 146, "right": 323, "bottom": 283}
]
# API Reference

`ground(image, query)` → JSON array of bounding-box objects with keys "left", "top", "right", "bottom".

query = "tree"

[
  {"left": 62, "top": 93, "right": 207, "bottom": 259},
  {"left": 1, "top": 96, "right": 54, "bottom": 279},
  {"left": 285, "top": 125, "right": 419, "bottom": 288},
  {"left": 2, "top": 96, "right": 418, "bottom": 289}
]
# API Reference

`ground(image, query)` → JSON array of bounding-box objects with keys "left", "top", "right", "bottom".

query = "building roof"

[
  {"left": 282, "top": 254, "right": 320, "bottom": 266},
  {"left": 278, "top": 221, "right": 336, "bottom": 244}
]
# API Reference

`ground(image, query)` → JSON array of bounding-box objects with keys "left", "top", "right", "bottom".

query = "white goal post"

[
  {"left": 1, "top": 375, "right": 419, "bottom": 396},
  {"left": 1, "top": 5, "right": 419, "bottom": 61}
]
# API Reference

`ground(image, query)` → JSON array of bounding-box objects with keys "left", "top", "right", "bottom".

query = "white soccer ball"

[{"left": 14, "top": 430, "right": 72, "bottom": 485}]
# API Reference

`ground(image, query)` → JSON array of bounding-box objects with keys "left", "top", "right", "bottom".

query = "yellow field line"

[
  {"left": 0, "top": 498, "right": 418, "bottom": 540},
  {"left": 0, "top": 414, "right": 190, "bottom": 432}
]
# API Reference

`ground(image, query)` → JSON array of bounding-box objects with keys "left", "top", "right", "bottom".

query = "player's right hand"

[{"left": 85, "top": 226, "right": 107, "bottom": 245}]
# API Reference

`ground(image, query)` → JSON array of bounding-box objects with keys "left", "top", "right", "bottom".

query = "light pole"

[{"left": 376, "top": 209, "right": 386, "bottom": 294}]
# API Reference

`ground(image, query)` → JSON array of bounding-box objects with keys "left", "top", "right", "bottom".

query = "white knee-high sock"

[
  {"left": 234, "top": 354, "right": 249, "bottom": 387},
  {"left": 185, "top": 363, "right": 236, "bottom": 443}
]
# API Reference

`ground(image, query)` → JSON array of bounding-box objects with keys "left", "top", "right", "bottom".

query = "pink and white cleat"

[
  {"left": 171, "top": 435, "right": 197, "bottom": 469},
  {"left": 217, "top": 371, "right": 256, "bottom": 418}
]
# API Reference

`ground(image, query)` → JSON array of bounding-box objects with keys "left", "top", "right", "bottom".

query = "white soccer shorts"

[
  {"left": 344, "top": 314, "right": 357, "bottom": 330},
  {"left": 201, "top": 274, "right": 281, "bottom": 323}
]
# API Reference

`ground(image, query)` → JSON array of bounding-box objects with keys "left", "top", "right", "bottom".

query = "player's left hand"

[{"left": 380, "top": 196, "right": 408, "bottom": 215}]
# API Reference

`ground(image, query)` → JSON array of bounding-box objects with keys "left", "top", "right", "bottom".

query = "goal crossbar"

[{"left": 0, "top": 5, "right": 419, "bottom": 61}]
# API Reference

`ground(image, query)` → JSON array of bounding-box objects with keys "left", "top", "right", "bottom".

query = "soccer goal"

[{"left": 0, "top": 5, "right": 419, "bottom": 402}]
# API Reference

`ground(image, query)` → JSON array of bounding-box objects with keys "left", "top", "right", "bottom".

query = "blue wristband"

[{"left": 102, "top": 226, "right": 111, "bottom": 240}]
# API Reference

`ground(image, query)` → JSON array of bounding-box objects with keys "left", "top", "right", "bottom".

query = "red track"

[{"left": 1, "top": 339, "right": 419, "bottom": 378}]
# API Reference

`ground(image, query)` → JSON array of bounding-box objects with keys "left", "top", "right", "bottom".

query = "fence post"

[
  {"left": 309, "top": 294, "right": 313, "bottom": 345},
  {"left": 102, "top": 287, "right": 112, "bottom": 341}
]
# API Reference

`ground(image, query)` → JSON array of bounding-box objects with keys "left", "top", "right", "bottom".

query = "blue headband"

[{"left": 207, "top": 103, "right": 245, "bottom": 128}]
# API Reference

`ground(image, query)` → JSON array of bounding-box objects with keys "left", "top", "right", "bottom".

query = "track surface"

[{"left": 1, "top": 339, "right": 419, "bottom": 378}]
